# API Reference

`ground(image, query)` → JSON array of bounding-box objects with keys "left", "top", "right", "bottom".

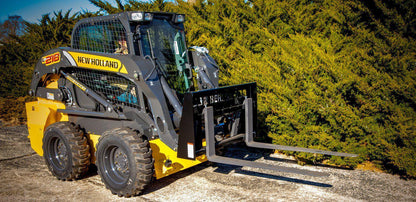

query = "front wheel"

[
  {"left": 43, "top": 122, "right": 90, "bottom": 180},
  {"left": 96, "top": 128, "right": 153, "bottom": 197}
]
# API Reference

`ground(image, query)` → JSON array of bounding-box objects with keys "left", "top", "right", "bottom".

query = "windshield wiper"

[
  {"left": 143, "top": 30, "right": 168, "bottom": 80},
  {"left": 146, "top": 30, "right": 156, "bottom": 59}
]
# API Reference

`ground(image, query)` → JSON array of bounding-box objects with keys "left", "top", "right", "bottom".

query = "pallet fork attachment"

[{"left": 203, "top": 98, "right": 357, "bottom": 177}]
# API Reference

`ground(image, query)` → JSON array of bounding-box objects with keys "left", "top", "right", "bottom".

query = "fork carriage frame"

[{"left": 176, "top": 82, "right": 356, "bottom": 176}]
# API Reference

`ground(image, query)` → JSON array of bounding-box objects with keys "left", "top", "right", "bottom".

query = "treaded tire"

[
  {"left": 96, "top": 128, "right": 153, "bottom": 197},
  {"left": 43, "top": 122, "right": 90, "bottom": 180}
]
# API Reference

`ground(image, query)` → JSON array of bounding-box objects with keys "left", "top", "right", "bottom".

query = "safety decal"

[{"left": 66, "top": 75, "right": 87, "bottom": 92}]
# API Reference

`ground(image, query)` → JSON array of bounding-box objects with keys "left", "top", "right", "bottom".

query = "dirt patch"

[{"left": 0, "top": 125, "right": 415, "bottom": 201}]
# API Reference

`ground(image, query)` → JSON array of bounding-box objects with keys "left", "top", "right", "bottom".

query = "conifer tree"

[{"left": 1, "top": 0, "right": 415, "bottom": 177}]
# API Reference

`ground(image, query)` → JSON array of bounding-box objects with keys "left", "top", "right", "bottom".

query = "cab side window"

[
  {"left": 72, "top": 20, "right": 128, "bottom": 54},
  {"left": 73, "top": 68, "right": 139, "bottom": 108}
]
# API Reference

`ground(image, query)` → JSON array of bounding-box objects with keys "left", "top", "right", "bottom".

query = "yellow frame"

[{"left": 26, "top": 98, "right": 207, "bottom": 179}]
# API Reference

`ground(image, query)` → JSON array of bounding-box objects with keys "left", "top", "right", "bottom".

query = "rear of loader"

[{"left": 26, "top": 11, "right": 356, "bottom": 197}]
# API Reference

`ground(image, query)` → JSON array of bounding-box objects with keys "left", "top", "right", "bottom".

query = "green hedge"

[{"left": 1, "top": 0, "right": 415, "bottom": 177}]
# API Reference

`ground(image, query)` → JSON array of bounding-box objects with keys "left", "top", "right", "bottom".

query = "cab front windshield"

[{"left": 139, "top": 18, "right": 189, "bottom": 93}]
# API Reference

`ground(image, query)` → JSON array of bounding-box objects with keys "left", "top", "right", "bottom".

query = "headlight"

[
  {"left": 130, "top": 12, "right": 153, "bottom": 22},
  {"left": 144, "top": 13, "right": 153, "bottom": 21},
  {"left": 174, "top": 14, "right": 185, "bottom": 23},
  {"left": 131, "top": 12, "right": 143, "bottom": 21}
]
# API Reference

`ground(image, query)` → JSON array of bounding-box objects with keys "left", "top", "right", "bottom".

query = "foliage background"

[{"left": 0, "top": 0, "right": 415, "bottom": 177}]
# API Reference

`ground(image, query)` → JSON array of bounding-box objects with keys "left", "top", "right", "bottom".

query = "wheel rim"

[
  {"left": 103, "top": 145, "right": 130, "bottom": 185},
  {"left": 48, "top": 135, "right": 68, "bottom": 171}
]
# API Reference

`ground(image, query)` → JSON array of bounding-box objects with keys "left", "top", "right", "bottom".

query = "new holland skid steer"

[{"left": 26, "top": 11, "right": 357, "bottom": 197}]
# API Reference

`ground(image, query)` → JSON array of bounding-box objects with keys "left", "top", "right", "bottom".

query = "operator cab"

[{"left": 71, "top": 12, "right": 192, "bottom": 95}]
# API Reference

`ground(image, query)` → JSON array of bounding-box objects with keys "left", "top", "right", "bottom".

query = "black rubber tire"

[
  {"left": 96, "top": 128, "right": 153, "bottom": 197},
  {"left": 43, "top": 122, "right": 90, "bottom": 180}
]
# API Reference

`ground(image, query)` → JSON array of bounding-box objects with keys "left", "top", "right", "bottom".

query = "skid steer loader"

[{"left": 26, "top": 11, "right": 357, "bottom": 197}]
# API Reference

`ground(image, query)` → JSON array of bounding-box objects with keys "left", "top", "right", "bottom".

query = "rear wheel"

[
  {"left": 43, "top": 122, "right": 90, "bottom": 180},
  {"left": 96, "top": 128, "right": 153, "bottom": 197}
]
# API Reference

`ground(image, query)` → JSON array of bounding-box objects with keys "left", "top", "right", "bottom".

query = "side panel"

[
  {"left": 25, "top": 98, "right": 68, "bottom": 156},
  {"left": 149, "top": 139, "right": 207, "bottom": 179}
]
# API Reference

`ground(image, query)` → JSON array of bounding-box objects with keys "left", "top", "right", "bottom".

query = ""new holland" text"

[{"left": 77, "top": 56, "right": 118, "bottom": 69}]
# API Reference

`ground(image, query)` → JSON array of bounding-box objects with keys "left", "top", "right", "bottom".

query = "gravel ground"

[{"left": 0, "top": 125, "right": 415, "bottom": 201}]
